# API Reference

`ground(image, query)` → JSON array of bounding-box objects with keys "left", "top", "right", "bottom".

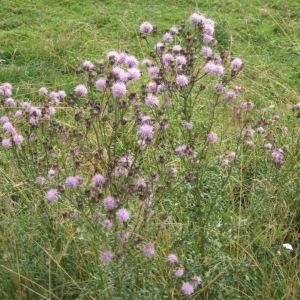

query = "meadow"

[{"left": 0, "top": 0, "right": 299, "bottom": 299}]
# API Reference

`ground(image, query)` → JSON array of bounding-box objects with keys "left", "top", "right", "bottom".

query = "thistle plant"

[{"left": 0, "top": 12, "right": 299, "bottom": 299}]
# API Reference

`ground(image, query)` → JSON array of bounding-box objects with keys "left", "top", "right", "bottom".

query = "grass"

[{"left": 0, "top": 0, "right": 299, "bottom": 299}]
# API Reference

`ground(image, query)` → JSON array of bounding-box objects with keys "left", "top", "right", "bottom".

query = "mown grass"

[{"left": 0, "top": 0, "right": 300, "bottom": 299}]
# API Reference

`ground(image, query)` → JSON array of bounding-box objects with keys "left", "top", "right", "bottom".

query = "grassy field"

[{"left": 0, "top": 0, "right": 299, "bottom": 299}]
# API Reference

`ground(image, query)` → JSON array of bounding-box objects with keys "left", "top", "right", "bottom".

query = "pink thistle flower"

[
  {"left": 135, "top": 178, "right": 147, "bottom": 189},
  {"left": 265, "top": 143, "right": 272, "bottom": 149},
  {"left": 201, "top": 46, "right": 213, "bottom": 58},
  {"left": 5, "top": 98, "right": 15, "bottom": 106},
  {"left": 145, "top": 94, "right": 159, "bottom": 107},
  {"left": 75, "top": 84, "right": 88, "bottom": 96},
  {"left": 104, "top": 196, "right": 116, "bottom": 211},
  {"left": 181, "top": 282, "right": 194, "bottom": 295},
  {"left": 162, "top": 53, "right": 174, "bottom": 65},
  {"left": 176, "top": 55, "right": 187, "bottom": 65},
  {"left": 14, "top": 110, "right": 22, "bottom": 119},
  {"left": 207, "top": 132, "right": 218, "bottom": 143},
  {"left": 126, "top": 55, "right": 139, "bottom": 68},
  {"left": 2, "top": 138, "right": 11, "bottom": 149},
  {"left": 139, "top": 124, "right": 154, "bottom": 139},
  {"left": 0, "top": 116, "right": 9, "bottom": 124},
  {"left": 176, "top": 75, "right": 189, "bottom": 87},
  {"left": 272, "top": 148, "right": 284, "bottom": 163},
  {"left": 148, "top": 66, "right": 160, "bottom": 78},
  {"left": 176, "top": 145, "right": 188, "bottom": 156},
  {"left": 189, "top": 13, "right": 205, "bottom": 24},
  {"left": 65, "top": 176, "right": 83, "bottom": 188},
  {"left": 147, "top": 82, "right": 157, "bottom": 94},
  {"left": 83, "top": 60, "right": 94, "bottom": 70},
  {"left": 245, "top": 141, "right": 254, "bottom": 147},
  {"left": 116, "top": 208, "right": 130, "bottom": 222},
  {"left": 215, "top": 83, "right": 224, "bottom": 94},
  {"left": 103, "top": 219, "right": 113, "bottom": 228},
  {"left": 111, "top": 82, "right": 127, "bottom": 97},
  {"left": 36, "top": 176, "right": 46, "bottom": 185},
  {"left": 204, "top": 62, "right": 224, "bottom": 75},
  {"left": 142, "top": 58, "right": 152, "bottom": 66},
  {"left": 231, "top": 58, "right": 243, "bottom": 69},
  {"left": 143, "top": 244, "right": 155, "bottom": 256},
  {"left": 95, "top": 78, "right": 107, "bottom": 91},
  {"left": 191, "top": 276, "right": 202, "bottom": 287},
  {"left": 245, "top": 129, "right": 255, "bottom": 137},
  {"left": 203, "top": 34, "right": 216, "bottom": 44},
  {"left": 57, "top": 90, "right": 66, "bottom": 99},
  {"left": 184, "top": 122, "right": 193, "bottom": 130},
  {"left": 39, "top": 87, "right": 48, "bottom": 96},
  {"left": 48, "top": 169, "right": 56, "bottom": 177},
  {"left": 167, "top": 254, "right": 179, "bottom": 264},
  {"left": 174, "top": 268, "right": 184, "bottom": 277},
  {"left": 128, "top": 67, "right": 141, "bottom": 80},
  {"left": 29, "top": 106, "right": 42, "bottom": 117},
  {"left": 21, "top": 101, "right": 30, "bottom": 109},
  {"left": 204, "top": 23, "right": 215, "bottom": 35},
  {"left": 46, "top": 189, "right": 59, "bottom": 202},
  {"left": 172, "top": 45, "right": 182, "bottom": 53},
  {"left": 49, "top": 91, "right": 57, "bottom": 100},
  {"left": 13, "top": 134, "right": 23, "bottom": 145},
  {"left": 228, "top": 152, "right": 237, "bottom": 160},
  {"left": 241, "top": 101, "right": 254, "bottom": 111},
  {"left": 162, "top": 32, "right": 173, "bottom": 43},
  {"left": 257, "top": 126, "right": 265, "bottom": 133},
  {"left": 100, "top": 251, "right": 113, "bottom": 264},
  {"left": 3, "top": 122, "right": 16, "bottom": 135},
  {"left": 140, "top": 21, "right": 153, "bottom": 34},
  {"left": 155, "top": 42, "right": 164, "bottom": 52},
  {"left": 93, "top": 174, "right": 106, "bottom": 187},
  {"left": 225, "top": 90, "right": 238, "bottom": 100},
  {"left": 117, "top": 52, "right": 128, "bottom": 64},
  {"left": 107, "top": 51, "right": 120, "bottom": 61}
]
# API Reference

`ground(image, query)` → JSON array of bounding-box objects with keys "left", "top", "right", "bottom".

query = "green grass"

[{"left": 0, "top": 0, "right": 300, "bottom": 299}]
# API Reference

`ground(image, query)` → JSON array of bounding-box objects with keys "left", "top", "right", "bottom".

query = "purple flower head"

[
  {"left": 21, "top": 101, "right": 30, "bottom": 109},
  {"left": 228, "top": 152, "right": 237, "bottom": 160},
  {"left": 0, "top": 116, "right": 9, "bottom": 124},
  {"left": 117, "top": 52, "right": 128, "bottom": 64},
  {"left": 155, "top": 42, "right": 164, "bottom": 52},
  {"left": 176, "top": 55, "right": 187, "bottom": 65},
  {"left": 205, "top": 62, "right": 224, "bottom": 75},
  {"left": 128, "top": 67, "right": 141, "bottom": 81},
  {"left": 3, "top": 122, "right": 16, "bottom": 135},
  {"left": 204, "top": 23, "right": 215, "bottom": 35},
  {"left": 272, "top": 148, "right": 284, "bottom": 164},
  {"left": 147, "top": 82, "right": 157, "bottom": 94},
  {"left": 245, "top": 128, "right": 255, "bottom": 137},
  {"left": 189, "top": 13, "right": 205, "bottom": 24},
  {"left": 46, "top": 189, "right": 59, "bottom": 202},
  {"left": 48, "top": 169, "right": 56, "bottom": 177},
  {"left": 119, "top": 230, "right": 130, "bottom": 241},
  {"left": 107, "top": 51, "right": 120, "bottom": 61},
  {"left": 142, "top": 58, "right": 152, "bottom": 66},
  {"left": 14, "top": 110, "right": 23, "bottom": 119},
  {"left": 135, "top": 178, "right": 147, "bottom": 189},
  {"left": 176, "top": 75, "right": 189, "bottom": 87},
  {"left": 181, "top": 282, "right": 194, "bottom": 295},
  {"left": 162, "top": 32, "right": 173, "bottom": 43},
  {"left": 191, "top": 276, "right": 202, "bottom": 287},
  {"left": 265, "top": 143, "right": 272, "bottom": 150},
  {"left": 111, "top": 82, "right": 127, "bottom": 97},
  {"left": 103, "top": 219, "right": 113, "bottom": 228},
  {"left": 139, "top": 124, "right": 154, "bottom": 139},
  {"left": 126, "top": 55, "right": 139, "bottom": 68},
  {"left": 241, "top": 101, "right": 254, "bottom": 111},
  {"left": 104, "top": 196, "right": 116, "bottom": 211},
  {"left": 167, "top": 254, "right": 179, "bottom": 264},
  {"left": 95, "top": 78, "right": 107, "bottom": 91},
  {"left": 116, "top": 208, "right": 130, "bottom": 222},
  {"left": 215, "top": 83, "right": 224, "bottom": 94},
  {"left": 2, "top": 138, "right": 11, "bottom": 149},
  {"left": 162, "top": 53, "right": 174, "bottom": 65},
  {"left": 75, "top": 84, "right": 88, "bottom": 96},
  {"left": 36, "top": 176, "right": 46, "bottom": 185},
  {"left": 57, "top": 90, "right": 66, "bottom": 99},
  {"left": 203, "top": 34, "right": 216, "bottom": 44},
  {"left": 100, "top": 251, "right": 113, "bottom": 264},
  {"left": 148, "top": 66, "right": 160, "bottom": 78},
  {"left": 13, "top": 134, "right": 23, "bottom": 145},
  {"left": 207, "top": 132, "right": 218, "bottom": 143},
  {"left": 65, "top": 176, "right": 83, "bottom": 188},
  {"left": 201, "top": 46, "right": 213, "bottom": 58},
  {"left": 145, "top": 94, "right": 159, "bottom": 107},
  {"left": 5, "top": 98, "right": 15, "bottom": 106},
  {"left": 231, "top": 58, "right": 243, "bottom": 69},
  {"left": 245, "top": 140, "right": 254, "bottom": 147},
  {"left": 225, "top": 90, "right": 238, "bottom": 100},
  {"left": 184, "top": 122, "right": 193, "bottom": 130},
  {"left": 143, "top": 244, "right": 155, "bottom": 256},
  {"left": 172, "top": 45, "right": 182, "bottom": 54},
  {"left": 174, "top": 268, "right": 184, "bottom": 277},
  {"left": 170, "top": 26, "right": 179, "bottom": 34},
  {"left": 140, "top": 21, "right": 154, "bottom": 34},
  {"left": 176, "top": 145, "right": 188, "bottom": 156},
  {"left": 83, "top": 60, "right": 94, "bottom": 70},
  {"left": 93, "top": 174, "right": 106, "bottom": 187}
]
